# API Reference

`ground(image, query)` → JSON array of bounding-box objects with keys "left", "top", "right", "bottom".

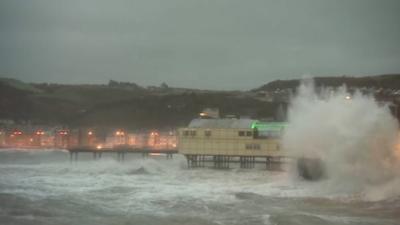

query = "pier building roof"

[{"left": 188, "top": 118, "right": 257, "bottom": 129}]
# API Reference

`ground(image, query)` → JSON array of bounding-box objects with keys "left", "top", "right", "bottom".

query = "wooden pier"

[
  {"left": 184, "top": 154, "right": 286, "bottom": 170},
  {"left": 67, "top": 147, "right": 178, "bottom": 162},
  {"left": 67, "top": 147, "right": 286, "bottom": 171}
]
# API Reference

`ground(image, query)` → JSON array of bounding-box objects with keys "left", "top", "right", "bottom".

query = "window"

[
  {"left": 254, "top": 130, "right": 282, "bottom": 139},
  {"left": 245, "top": 143, "right": 261, "bottom": 150},
  {"left": 204, "top": 130, "right": 211, "bottom": 137},
  {"left": 238, "top": 131, "right": 245, "bottom": 136},
  {"left": 246, "top": 131, "right": 252, "bottom": 136},
  {"left": 190, "top": 130, "right": 196, "bottom": 136},
  {"left": 183, "top": 130, "right": 189, "bottom": 136}
]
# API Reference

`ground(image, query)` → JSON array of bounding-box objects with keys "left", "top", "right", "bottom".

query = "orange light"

[
  {"left": 96, "top": 144, "right": 103, "bottom": 150},
  {"left": 150, "top": 153, "right": 161, "bottom": 156},
  {"left": 116, "top": 131, "right": 121, "bottom": 136},
  {"left": 88, "top": 131, "right": 93, "bottom": 136}
]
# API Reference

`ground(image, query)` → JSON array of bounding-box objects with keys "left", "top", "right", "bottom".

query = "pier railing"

[{"left": 67, "top": 146, "right": 178, "bottom": 162}]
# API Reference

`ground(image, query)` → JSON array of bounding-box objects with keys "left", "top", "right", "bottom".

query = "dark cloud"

[{"left": 1, "top": 0, "right": 400, "bottom": 90}]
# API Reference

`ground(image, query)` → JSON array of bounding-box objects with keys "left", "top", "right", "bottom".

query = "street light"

[
  {"left": 115, "top": 130, "right": 125, "bottom": 136},
  {"left": 59, "top": 130, "right": 69, "bottom": 135},
  {"left": 13, "top": 131, "right": 23, "bottom": 135},
  {"left": 36, "top": 130, "right": 45, "bottom": 135}
]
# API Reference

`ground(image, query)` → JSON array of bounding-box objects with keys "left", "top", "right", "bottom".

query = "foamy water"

[
  {"left": 284, "top": 80, "right": 400, "bottom": 201},
  {"left": 0, "top": 149, "right": 399, "bottom": 225}
]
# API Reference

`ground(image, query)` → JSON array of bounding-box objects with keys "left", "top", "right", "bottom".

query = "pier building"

[{"left": 178, "top": 118, "right": 288, "bottom": 169}]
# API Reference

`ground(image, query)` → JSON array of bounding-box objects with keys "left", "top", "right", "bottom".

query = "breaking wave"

[{"left": 283, "top": 79, "right": 400, "bottom": 201}]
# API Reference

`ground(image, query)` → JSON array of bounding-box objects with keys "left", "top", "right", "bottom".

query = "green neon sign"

[{"left": 251, "top": 121, "right": 288, "bottom": 130}]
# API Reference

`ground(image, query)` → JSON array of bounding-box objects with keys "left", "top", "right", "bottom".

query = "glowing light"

[
  {"left": 150, "top": 153, "right": 161, "bottom": 156},
  {"left": 59, "top": 130, "right": 68, "bottom": 135},
  {"left": 88, "top": 131, "right": 93, "bottom": 136},
  {"left": 115, "top": 130, "right": 125, "bottom": 136},
  {"left": 251, "top": 121, "right": 288, "bottom": 130},
  {"left": 96, "top": 144, "right": 103, "bottom": 150},
  {"left": 199, "top": 112, "right": 207, "bottom": 117},
  {"left": 345, "top": 95, "right": 351, "bottom": 100}
]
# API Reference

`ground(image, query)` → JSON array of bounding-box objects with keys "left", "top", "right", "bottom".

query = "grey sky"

[{"left": 0, "top": 0, "right": 399, "bottom": 90}]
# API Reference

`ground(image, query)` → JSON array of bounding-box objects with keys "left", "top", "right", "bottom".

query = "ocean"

[{"left": 0, "top": 149, "right": 399, "bottom": 225}]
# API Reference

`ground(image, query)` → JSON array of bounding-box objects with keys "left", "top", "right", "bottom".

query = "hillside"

[
  {"left": 0, "top": 79, "right": 282, "bottom": 129},
  {"left": 1, "top": 74, "right": 400, "bottom": 129},
  {"left": 255, "top": 74, "right": 400, "bottom": 91}
]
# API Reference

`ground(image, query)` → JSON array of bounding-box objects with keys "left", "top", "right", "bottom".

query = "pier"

[
  {"left": 185, "top": 154, "right": 286, "bottom": 170},
  {"left": 67, "top": 147, "right": 286, "bottom": 170},
  {"left": 67, "top": 147, "right": 178, "bottom": 162}
]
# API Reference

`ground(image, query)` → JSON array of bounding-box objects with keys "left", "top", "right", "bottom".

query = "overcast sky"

[{"left": 0, "top": 0, "right": 399, "bottom": 90}]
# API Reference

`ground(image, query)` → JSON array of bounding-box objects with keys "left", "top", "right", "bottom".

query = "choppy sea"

[{"left": 0, "top": 149, "right": 399, "bottom": 225}]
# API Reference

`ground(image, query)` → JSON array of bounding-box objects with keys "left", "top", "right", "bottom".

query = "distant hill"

[
  {"left": 0, "top": 77, "right": 42, "bottom": 93},
  {"left": 1, "top": 74, "right": 400, "bottom": 129},
  {"left": 0, "top": 78, "right": 282, "bottom": 129},
  {"left": 254, "top": 74, "right": 400, "bottom": 91}
]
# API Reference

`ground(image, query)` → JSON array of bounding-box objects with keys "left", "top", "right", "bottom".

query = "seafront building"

[{"left": 178, "top": 117, "right": 287, "bottom": 168}]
